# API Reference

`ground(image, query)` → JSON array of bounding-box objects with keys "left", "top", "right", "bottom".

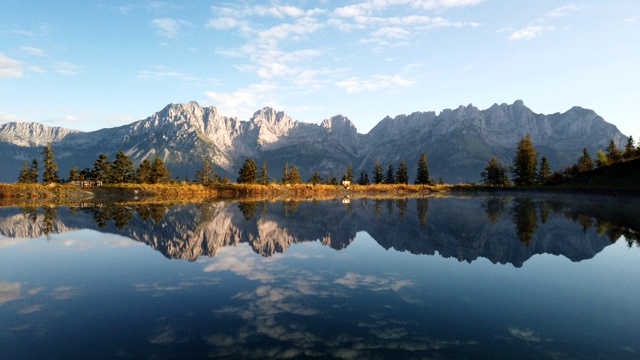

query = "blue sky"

[{"left": 1, "top": 0, "right": 639, "bottom": 137}]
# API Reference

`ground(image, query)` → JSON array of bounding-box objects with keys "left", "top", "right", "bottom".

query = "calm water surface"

[{"left": 1, "top": 194, "right": 639, "bottom": 359}]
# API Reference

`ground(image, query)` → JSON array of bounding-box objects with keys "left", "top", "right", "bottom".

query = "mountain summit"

[{"left": 0, "top": 101, "right": 626, "bottom": 183}]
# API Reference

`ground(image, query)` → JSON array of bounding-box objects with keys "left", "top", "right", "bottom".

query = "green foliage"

[
  {"left": 308, "top": 171, "right": 323, "bottom": 185},
  {"left": 576, "top": 148, "right": 594, "bottom": 173},
  {"left": 537, "top": 156, "right": 551, "bottom": 184},
  {"left": 259, "top": 161, "right": 269, "bottom": 185},
  {"left": 150, "top": 157, "right": 172, "bottom": 184},
  {"left": 111, "top": 151, "right": 135, "bottom": 184},
  {"left": 414, "top": 152, "right": 430, "bottom": 184},
  {"left": 93, "top": 154, "right": 111, "bottom": 182},
  {"left": 136, "top": 159, "right": 152, "bottom": 184},
  {"left": 68, "top": 166, "right": 83, "bottom": 181},
  {"left": 42, "top": 144, "right": 60, "bottom": 184},
  {"left": 596, "top": 150, "right": 609, "bottom": 168},
  {"left": 607, "top": 139, "right": 623, "bottom": 163},
  {"left": 373, "top": 161, "right": 384, "bottom": 184},
  {"left": 18, "top": 159, "right": 38, "bottom": 184},
  {"left": 481, "top": 157, "right": 511, "bottom": 186},
  {"left": 195, "top": 157, "right": 219, "bottom": 185},
  {"left": 237, "top": 158, "right": 259, "bottom": 184},
  {"left": 396, "top": 160, "right": 409, "bottom": 184},
  {"left": 511, "top": 134, "right": 538, "bottom": 186},
  {"left": 384, "top": 164, "right": 396, "bottom": 184}
]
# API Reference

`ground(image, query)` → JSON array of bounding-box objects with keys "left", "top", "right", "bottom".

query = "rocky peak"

[
  {"left": 249, "top": 107, "right": 296, "bottom": 147},
  {"left": 0, "top": 121, "right": 79, "bottom": 147}
]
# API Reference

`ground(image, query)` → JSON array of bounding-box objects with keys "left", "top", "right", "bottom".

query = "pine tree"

[
  {"left": 385, "top": 164, "right": 396, "bottom": 184},
  {"left": 195, "top": 157, "right": 217, "bottom": 185},
  {"left": 396, "top": 160, "right": 409, "bottom": 184},
  {"left": 481, "top": 157, "right": 511, "bottom": 186},
  {"left": 511, "top": 134, "right": 538, "bottom": 186},
  {"left": 150, "top": 157, "right": 172, "bottom": 183},
  {"left": 42, "top": 144, "right": 60, "bottom": 184},
  {"left": 308, "top": 171, "right": 323, "bottom": 185},
  {"left": 358, "top": 170, "right": 370, "bottom": 185},
  {"left": 18, "top": 161, "right": 31, "bottom": 183},
  {"left": 137, "top": 159, "right": 152, "bottom": 184},
  {"left": 287, "top": 165, "right": 302, "bottom": 184},
  {"left": 237, "top": 158, "right": 259, "bottom": 184},
  {"left": 281, "top": 161, "right": 289, "bottom": 184},
  {"left": 373, "top": 161, "right": 384, "bottom": 184},
  {"left": 259, "top": 161, "right": 269, "bottom": 185},
  {"left": 29, "top": 158, "right": 39, "bottom": 183},
  {"left": 341, "top": 163, "right": 354, "bottom": 183},
  {"left": 624, "top": 135, "right": 635, "bottom": 159},
  {"left": 414, "top": 152, "right": 430, "bottom": 184},
  {"left": 111, "top": 151, "right": 134, "bottom": 183},
  {"left": 595, "top": 150, "right": 609, "bottom": 168},
  {"left": 576, "top": 148, "right": 594, "bottom": 172},
  {"left": 537, "top": 156, "right": 551, "bottom": 184},
  {"left": 68, "top": 166, "right": 83, "bottom": 181},
  {"left": 93, "top": 154, "right": 112, "bottom": 183},
  {"left": 606, "top": 139, "right": 623, "bottom": 163}
]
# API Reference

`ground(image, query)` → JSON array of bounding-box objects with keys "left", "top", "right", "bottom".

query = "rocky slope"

[{"left": 0, "top": 100, "right": 627, "bottom": 183}]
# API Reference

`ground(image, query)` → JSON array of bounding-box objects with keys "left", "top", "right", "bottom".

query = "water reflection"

[{"left": 2, "top": 195, "right": 639, "bottom": 266}]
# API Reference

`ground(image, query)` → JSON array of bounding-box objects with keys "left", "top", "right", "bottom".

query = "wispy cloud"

[
  {"left": 150, "top": 17, "right": 192, "bottom": 38},
  {"left": 545, "top": 4, "right": 586, "bottom": 18},
  {"left": 0, "top": 53, "right": 24, "bottom": 78},
  {"left": 509, "top": 25, "right": 554, "bottom": 41},
  {"left": 336, "top": 74, "right": 414, "bottom": 93},
  {"left": 53, "top": 61, "right": 79, "bottom": 75},
  {"left": 0, "top": 111, "right": 25, "bottom": 124},
  {"left": 623, "top": 16, "right": 638, "bottom": 23},
  {"left": 20, "top": 46, "right": 46, "bottom": 57}
]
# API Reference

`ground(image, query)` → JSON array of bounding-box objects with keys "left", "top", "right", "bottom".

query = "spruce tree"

[
  {"left": 576, "top": 148, "right": 594, "bottom": 172},
  {"left": 373, "top": 161, "right": 384, "bottom": 184},
  {"left": 111, "top": 151, "right": 134, "bottom": 183},
  {"left": 287, "top": 165, "right": 302, "bottom": 184},
  {"left": 93, "top": 154, "right": 111, "bottom": 183},
  {"left": 150, "top": 157, "right": 172, "bottom": 183},
  {"left": 29, "top": 158, "right": 39, "bottom": 183},
  {"left": 396, "top": 160, "right": 409, "bottom": 184},
  {"left": 414, "top": 152, "right": 430, "bottom": 184},
  {"left": 606, "top": 139, "right": 623, "bottom": 163},
  {"left": 42, "top": 144, "right": 60, "bottom": 184},
  {"left": 342, "top": 163, "right": 354, "bottom": 183},
  {"left": 384, "top": 164, "right": 396, "bottom": 184},
  {"left": 358, "top": 170, "right": 370, "bottom": 185},
  {"left": 237, "top": 158, "right": 258, "bottom": 184},
  {"left": 195, "top": 157, "right": 217, "bottom": 185},
  {"left": 259, "top": 161, "right": 269, "bottom": 185},
  {"left": 308, "top": 171, "right": 323, "bottom": 185},
  {"left": 281, "top": 161, "right": 289, "bottom": 184},
  {"left": 137, "top": 159, "right": 152, "bottom": 184},
  {"left": 511, "top": 134, "right": 538, "bottom": 186},
  {"left": 481, "top": 157, "right": 511, "bottom": 186},
  {"left": 624, "top": 136, "right": 635, "bottom": 159},
  {"left": 537, "top": 156, "right": 551, "bottom": 184},
  {"left": 68, "top": 166, "right": 83, "bottom": 181},
  {"left": 18, "top": 162, "right": 30, "bottom": 183}
]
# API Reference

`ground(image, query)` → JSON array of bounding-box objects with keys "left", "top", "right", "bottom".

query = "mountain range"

[{"left": 0, "top": 100, "right": 627, "bottom": 183}]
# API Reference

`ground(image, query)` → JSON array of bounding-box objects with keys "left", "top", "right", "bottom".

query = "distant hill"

[{"left": 0, "top": 100, "right": 627, "bottom": 183}]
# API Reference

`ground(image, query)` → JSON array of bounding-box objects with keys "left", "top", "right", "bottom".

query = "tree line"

[
  {"left": 236, "top": 151, "right": 438, "bottom": 186},
  {"left": 481, "top": 134, "right": 640, "bottom": 186},
  {"left": 18, "top": 144, "right": 173, "bottom": 185}
]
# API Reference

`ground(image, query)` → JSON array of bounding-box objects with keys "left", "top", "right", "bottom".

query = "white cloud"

[
  {"left": 0, "top": 53, "right": 24, "bottom": 78},
  {"left": 333, "top": 0, "right": 486, "bottom": 17},
  {"left": 373, "top": 26, "right": 411, "bottom": 39},
  {"left": 411, "top": 0, "right": 486, "bottom": 10},
  {"left": 0, "top": 111, "right": 24, "bottom": 124},
  {"left": 623, "top": 16, "right": 638, "bottom": 23},
  {"left": 118, "top": 4, "right": 135, "bottom": 15},
  {"left": 53, "top": 61, "right": 79, "bottom": 75},
  {"left": 136, "top": 67, "right": 199, "bottom": 82},
  {"left": 509, "top": 25, "right": 554, "bottom": 41},
  {"left": 20, "top": 46, "right": 46, "bottom": 57},
  {"left": 545, "top": 4, "right": 586, "bottom": 18},
  {"left": 336, "top": 74, "right": 414, "bottom": 93},
  {"left": 150, "top": 17, "right": 192, "bottom": 38},
  {"left": 205, "top": 82, "right": 279, "bottom": 119},
  {"left": 30, "top": 65, "right": 46, "bottom": 74}
]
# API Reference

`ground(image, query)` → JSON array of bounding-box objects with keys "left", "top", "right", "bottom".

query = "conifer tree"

[
  {"left": 237, "top": 158, "right": 258, "bottom": 184},
  {"left": 259, "top": 161, "right": 269, "bottom": 185},
  {"left": 150, "top": 157, "right": 172, "bottom": 183},
  {"left": 308, "top": 171, "right": 323, "bottom": 185},
  {"left": 511, "top": 134, "right": 537, "bottom": 186},
  {"left": 537, "top": 156, "right": 551, "bottom": 184},
  {"left": 281, "top": 161, "right": 289, "bottom": 184},
  {"left": 414, "top": 152, "right": 430, "bottom": 184},
  {"left": 396, "top": 160, "right": 409, "bottom": 184},
  {"left": 93, "top": 154, "right": 112, "bottom": 182},
  {"left": 195, "top": 157, "right": 217, "bottom": 185},
  {"left": 68, "top": 166, "right": 83, "bottom": 181},
  {"left": 42, "top": 144, "right": 60, "bottom": 184},
  {"left": 18, "top": 161, "right": 31, "bottom": 183},
  {"left": 287, "top": 165, "right": 302, "bottom": 184},
  {"left": 29, "top": 158, "right": 39, "bottom": 183},
  {"left": 606, "top": 139, "right": 623, "bottom": 163},
  {"left": 576, "top": 148, "right": 594, "bottom": 172},
  {"left": 358, "top": 170, "right": 370, "bottom": 185},
  {"left": 385, "top": 164, "right": 396, "bottom": 184},
  {"left": 481, "top": 157, "right": 511, "bottom": 186},
  {"left": 342, "top": 163, "right": 354, "bottom": 183},
  {"left": 137, "top": 159, "right": 152, "bottom": 184},
  {"left": 111, "top": 151, "right": 134, "bottom": 183},
  {"left": 438, "top": 176, "right": 444, "bottom": 185},
  {"left": 373, "top": 161, "right": 384, "bottom": 184},
  {"left": 595, "top": 150, "right": 609, "bottom": 168},
  {"left": 624, "top": 135, "right": 635, "bottom": 159}
]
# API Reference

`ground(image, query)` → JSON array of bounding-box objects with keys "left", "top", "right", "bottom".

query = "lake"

[{"left": 1, "top": 194, "right": 639, "bottom": 359}]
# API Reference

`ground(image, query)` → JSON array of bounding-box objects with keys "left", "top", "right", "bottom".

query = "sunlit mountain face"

[{"left": 1, "top": 194, "right": 639, "bottom": 359}]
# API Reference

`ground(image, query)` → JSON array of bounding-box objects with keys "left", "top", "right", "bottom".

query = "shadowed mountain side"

[{"left": 0, "top": 195, "right": 624, "bottom": 266}]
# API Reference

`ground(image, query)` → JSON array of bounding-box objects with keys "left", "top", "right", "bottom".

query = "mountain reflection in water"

[{"left": 2, "top": 194, "right": 638, "bottom": 267}]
